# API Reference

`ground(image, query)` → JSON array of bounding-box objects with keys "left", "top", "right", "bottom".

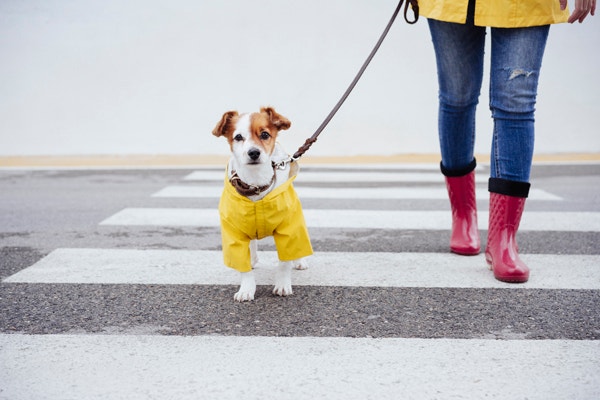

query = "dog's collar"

[{"left": 229, "top": 164, "right": 276, "bottom": 197}]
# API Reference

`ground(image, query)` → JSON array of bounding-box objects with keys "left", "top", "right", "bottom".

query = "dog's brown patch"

[{"left": 212, "top": 111, "right": 239, "bottom": 142}]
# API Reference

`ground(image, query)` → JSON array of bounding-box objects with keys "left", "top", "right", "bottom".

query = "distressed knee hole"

[{"left": 508, "top": 69, "right": 534, "bottom": 80}]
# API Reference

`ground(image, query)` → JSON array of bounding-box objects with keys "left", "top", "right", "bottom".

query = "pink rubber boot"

[
  {"left": 485, "top": 187, "right": 530, "bottom": 283},
  {"left": 445, "top": 170, "right": 481, "bottom": 255}
]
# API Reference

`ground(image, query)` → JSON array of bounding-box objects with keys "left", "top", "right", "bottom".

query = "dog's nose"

[{"left": 248, "top": 148, "right": 261, "bottom": 161}]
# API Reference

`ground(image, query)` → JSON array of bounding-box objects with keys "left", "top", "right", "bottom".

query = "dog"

[{"left": 212, "top": 106, "right": 313, "bottom": 302}]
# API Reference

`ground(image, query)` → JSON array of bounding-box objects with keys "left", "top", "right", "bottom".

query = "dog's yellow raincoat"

[{"left": 218, "top": 168, "right": 313, "bottom": 272}]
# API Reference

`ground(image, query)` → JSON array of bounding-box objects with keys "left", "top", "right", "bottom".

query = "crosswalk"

[
  {"left": 152, "top": 184, "right": 562, "bottom": 200},
  {"left": 1, "top": 163, "right": 599, "bottom": 399},
  {"left": 5, "top": 248, "right": 600, "bottom": 289},
  {"left": 100, "top": 208, "right": 600, "bottom": 231}
]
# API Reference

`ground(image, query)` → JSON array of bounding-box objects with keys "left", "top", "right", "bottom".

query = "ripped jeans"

[{"left": 428, "top": 19, "right": 550, "bottom": 182}]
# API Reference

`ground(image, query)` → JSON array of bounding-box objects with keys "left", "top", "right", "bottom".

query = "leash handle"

[
  {"left": 292, "top": 0, "right": 418, "bottom": 161},
  {"left": 405, "top": 0, "right": 419, "bottom": 24}
]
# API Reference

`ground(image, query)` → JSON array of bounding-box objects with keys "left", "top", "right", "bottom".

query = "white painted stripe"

[
  {"left": 152, "top": 185, "right": 562, "bottom": 201},
  {"left": 295, "top": 163, "right": 448, "bottom": 170},
  {"left": 5, "top": 248, "right": 599, "bottom": 290},
  {"left": 184, "top": 170, "right": 488, "bottom": 183},
  {"left": 100, "top": 207, "right": 221, "bottom": 226},
  {"left": 184, "top": 163, "right": 451, "bottom": 174},
  {"left": 99, "top": 208, "right": 600, "bottom": 232},
  {"left": 1, "top": 334, "right": 597, "bottom": 400}
]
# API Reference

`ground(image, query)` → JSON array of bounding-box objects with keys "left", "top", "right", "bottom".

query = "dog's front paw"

[
  {"left": 273, "top": 261, "right": 293, "bottom": 297},
  {"left": 234, "top": 271, "right": 256, "bottom": 302},
  {"left": 234, "top": 289, "right": 255, "bottom": 302},
  {"left": 273, "top": 283, "right": 293, "bottom": 297}
]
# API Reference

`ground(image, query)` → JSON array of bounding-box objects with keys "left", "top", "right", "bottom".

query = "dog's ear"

[
  {"left": 261, "top": 106, "right": 291, "bottom": 131},
  {"left": 212, "top": 111, "right": 239, "bottom": 137}
]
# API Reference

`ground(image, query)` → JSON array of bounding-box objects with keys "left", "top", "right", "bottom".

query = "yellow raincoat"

[
  {"left": 418, "top": 0, "right": 569, "bottom": 27},
  {"left": 218, "top": 170, "right": 313, "bottom": 272}
]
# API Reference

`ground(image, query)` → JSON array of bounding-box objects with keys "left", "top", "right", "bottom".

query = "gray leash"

[{"left": 289, "top": 0, "right": 419, "bottom": 162}]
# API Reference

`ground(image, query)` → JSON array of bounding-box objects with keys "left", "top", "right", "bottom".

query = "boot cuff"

[
  {"left": 440, "top": 158, "right": 477, "bottom": 177},
  {"left": 488, "top": 177, "right": 530, "bottom": 198}
]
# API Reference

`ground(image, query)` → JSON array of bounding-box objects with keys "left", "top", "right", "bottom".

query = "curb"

[{"left": 1, "top": 153, "right": 599, "bottom": 168}]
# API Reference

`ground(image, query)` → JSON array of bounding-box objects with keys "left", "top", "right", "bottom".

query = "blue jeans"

[{"left": 428, "top": 19, "right": 550, "bottom": 182}]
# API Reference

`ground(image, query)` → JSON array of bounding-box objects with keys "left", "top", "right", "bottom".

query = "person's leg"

[
  {"left": 427, "top": 18, "right": 485, "bottom": 254},
  {"left": 489, "top": 25, "right": 550, "bottom": 182},
  {"left": 428, "top": 19, "right": 486, "bottom": 171},
  {"left": 486, "top": 25, "right": 550, "bottom": 282}
]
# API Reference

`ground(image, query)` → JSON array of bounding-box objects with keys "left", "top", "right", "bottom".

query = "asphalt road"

[{"left": 0, "top": 162, "right": 599, "bottom": 399}]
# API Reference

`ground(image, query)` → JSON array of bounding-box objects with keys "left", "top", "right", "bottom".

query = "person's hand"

[{"left": 560, "top": 0, "right": 596, "bottom": 23}]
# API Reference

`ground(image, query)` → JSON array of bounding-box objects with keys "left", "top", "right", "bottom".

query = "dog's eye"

[
  {"left": 260, "top": 131, "right": 271, "bottom": 140},
  {"left": 233, "top": 134, "right": 244, "bottom": 142}
]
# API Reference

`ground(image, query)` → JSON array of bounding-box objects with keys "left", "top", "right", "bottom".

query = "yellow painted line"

[{"left": 0, "top": 153, "right": 599, "bottom": 168}]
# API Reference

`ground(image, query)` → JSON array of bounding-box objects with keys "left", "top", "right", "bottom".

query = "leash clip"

[{"left": 272, "top": 158, "right": 292, "bottom": 170}]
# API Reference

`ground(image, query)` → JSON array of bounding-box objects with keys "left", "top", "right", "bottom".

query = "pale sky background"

[{"left": 1, "top": 0, "right": 598, "bottom": 157}]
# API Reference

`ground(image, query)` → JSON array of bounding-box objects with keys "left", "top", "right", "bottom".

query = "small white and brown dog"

[{"left": 212, "top": 106, "right": 313, "bottom": 302}]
